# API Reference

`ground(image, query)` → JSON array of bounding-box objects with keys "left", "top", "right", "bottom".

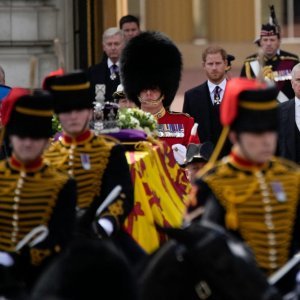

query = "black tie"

[{"left": 213, "top": 86, "right": 221, "bottom": 105}]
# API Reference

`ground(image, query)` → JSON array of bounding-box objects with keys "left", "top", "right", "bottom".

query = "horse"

[{"left": 138, "top": 221, "right": 283, "bottom": 300}]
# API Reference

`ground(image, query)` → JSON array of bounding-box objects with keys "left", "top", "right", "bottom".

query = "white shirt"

[
  {"left": 295, "top": 97, "right": 300, "bottom": 131},
  {"left": 107, "top": 58, "right": 120, "bottom": 71},
  {"left": 207, "top": 79, "right": 227, "bottom": 105}
]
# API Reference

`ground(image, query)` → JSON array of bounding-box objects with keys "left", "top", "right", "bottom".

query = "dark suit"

[
  {"left": 87, "top": 59, "right": 120, "bottom": 102},
  {"left": 183, "top": 81, "right": 231, "bottom": 157},
  {"left": 278, "top": 98, "right": 300, "bottom": 163}
]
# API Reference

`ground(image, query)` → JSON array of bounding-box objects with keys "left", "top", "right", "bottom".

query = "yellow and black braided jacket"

[
  {"left": 0, "top": 156, "right": 76, "bottom": 261},
  {"left": 44, "top": 130, "right": 134, "bottom": 230},
  {"left": 197, "top": 154, "right": 300, "bottom": 275}
]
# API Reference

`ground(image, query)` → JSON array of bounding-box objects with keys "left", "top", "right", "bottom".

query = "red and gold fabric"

[{"left": 123, "top": 141, "right": 190, "bottom": 253}]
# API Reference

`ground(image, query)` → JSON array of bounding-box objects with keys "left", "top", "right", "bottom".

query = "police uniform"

[
  {"left": 43, "top": 71, "right": 134, "bottom": 237},
  {"left": 0, "top": 88, "right": 76, "bottom": 287},
  {"left": 193, "top": 78, "right": 300, "bottom": 290},
  {"left": 154, "top": 107, "right": 199, "bottom": 147}
]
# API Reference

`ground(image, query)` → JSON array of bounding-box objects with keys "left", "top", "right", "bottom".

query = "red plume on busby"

[
  {"left": 1, "top": 88, "right": 54, "bottom": 138},
  {"left": 120, "top": 31, "right": 182, "bottom": 108},
  {"left": 220, "top": 78, "right": 278, "bottom": 132}
]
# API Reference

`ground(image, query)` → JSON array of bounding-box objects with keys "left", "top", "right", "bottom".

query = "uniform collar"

[
  {"left": 229, "top": 150, "right": 269, "bottom": 171},
  {"left": 153, "top": 107, "right": 166, "bottom": 120},
  {"left": 61, "top": 130, "right": 93, "bottom": 145},
  {"left": 9, "top": 155, "right": 44, "bottom": 172}
]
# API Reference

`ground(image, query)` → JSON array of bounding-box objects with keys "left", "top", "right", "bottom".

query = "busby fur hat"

[
  {"left": 1, "top": 88, "right": 54, "bottom": 138},
  {"left": 120, "top": 31, "right": 182, "bottom": 108},
  {"left": 44, "top": 70, "right": 93, "bottom": 114},
  {"left": 221, "top": 78, "right": 279, "bottom": 133}
]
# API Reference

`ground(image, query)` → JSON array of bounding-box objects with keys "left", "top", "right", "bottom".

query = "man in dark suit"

[
  {"left": 87, "top": 27, "right": 125, "bottom": 102},
  {"left": 183, "top": 45, "right": 231, "bottom": 157},
  {"left": 278, "top": 63, "right": 300, "bottom": 163}
]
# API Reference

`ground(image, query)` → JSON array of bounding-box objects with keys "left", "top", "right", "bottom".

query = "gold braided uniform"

[
  {"left": 44, "top": 130, "right": 133, "bottom": 232},
  {"left": 197, "top": 154, "right": 300, "bottom": 275},
  {"left": 0, "top": 156, "right": 76, "bottom": 267}
]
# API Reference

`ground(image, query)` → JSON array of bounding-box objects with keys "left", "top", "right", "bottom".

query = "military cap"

[
  {"left": 120, "top": 31, "right": 182, "bottom": 108},
  {"left": 221, "top": 78, "right": 278, "bottom": 133},
  {"left": 1, "top": 88, "right": 54, "bottom": 138},
  {"left": 44, "top": 70, "right": 93, "bottom": 113},
  {"left": 260, "top": 5, "right": 281, "bottom": 38},
  {"left": 113, "top": 84, "right": 126, "bottom": 102},
  {"left": 185, "top": 141, "right": 214, "bottom": 165}
]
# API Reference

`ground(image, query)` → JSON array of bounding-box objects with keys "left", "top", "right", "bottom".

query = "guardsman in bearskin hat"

[
  {"left": 241, "top": 5, "right": 299, "bottom": 103},
  {"left": 0, "top": 88, "right": 76, "bottom": 292},
  {"left": 191, "top": 77, "right": 300, "bottom": 295},
  {"left": 120, "top": 31, "right": 200, "bottom": 149},
  {"left": 43, "top": 70, "right": 134, "bottom": 242}
]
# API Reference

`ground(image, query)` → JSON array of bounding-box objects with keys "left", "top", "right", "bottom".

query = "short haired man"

[
  {"left": 87, "top": 27, "right": 125, "bottom": 102},
  {"left": 192, "top": 77, "right": 300, "bottom": 294},
  {"left": 278, "top": 63, "right": 300, "bottom": 163},
  {"left": 119, "top": 14, "right": 141, "bottom": 41},
  {"left": 183, "top": 45, "right": 231, "bottom": 157},
  {"left": 240, "top": 5, "right": 299, "bottom": 103}
]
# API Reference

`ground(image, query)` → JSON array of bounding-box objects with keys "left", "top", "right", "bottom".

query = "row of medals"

[{"left": 157, "top": 124, "right": 185, "bottom": 138}]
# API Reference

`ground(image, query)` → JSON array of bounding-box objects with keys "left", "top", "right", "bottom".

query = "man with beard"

[{"left": 183, "top": 45, "right": 231, "bottom": 157}]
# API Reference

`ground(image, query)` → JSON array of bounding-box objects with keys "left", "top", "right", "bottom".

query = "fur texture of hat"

[{"left": 120, "top": 31, "right": 182, "bottom": 108}]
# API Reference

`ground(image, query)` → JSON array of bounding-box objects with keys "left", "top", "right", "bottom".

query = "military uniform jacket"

[
  {"left": 195, "top": 153, "right": 300, "bottom": 275},
  {"left": 0, "top": 156, "right": 76, "bottom": 268},
  {"left": 240, "top": 50, "right": 299, "bottom": 102},
  {"left": 44, "top": 130, "right": 134, "bottom": 234},
  {"left": 156, "top": 109, "right": 200, "bottom": 147}
]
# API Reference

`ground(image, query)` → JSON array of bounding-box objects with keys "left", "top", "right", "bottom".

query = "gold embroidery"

[{"left": 30, "top": 248, "right": 51, "bottom": 266}]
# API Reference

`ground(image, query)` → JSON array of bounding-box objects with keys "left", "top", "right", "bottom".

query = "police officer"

[
  {"left": 192, "top": 77, "right": 300, "bottom": 295},
  {"left": 0, "top": 87, "right": 76, "bottom": 291},
  {"left": 120, "top": 31, "right": 200, "bottom": 148},
  {"left": 240, "top": 5, "right": 299, "bottom": 103}
]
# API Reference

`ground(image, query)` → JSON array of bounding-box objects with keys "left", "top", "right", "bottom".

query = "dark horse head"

[
  {"left": 30, "top": 237, "right": 138, "bottom": 300},
  {"left": 138, "top": 221, "right": 282, "bottom": 300}
]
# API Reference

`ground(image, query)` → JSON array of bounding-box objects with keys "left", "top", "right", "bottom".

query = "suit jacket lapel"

[{"left": 284, "top": 99, "right": 296, "bottom": 159}]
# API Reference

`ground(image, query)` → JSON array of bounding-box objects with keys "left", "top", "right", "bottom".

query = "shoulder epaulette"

[
  {"left": 244, "top": 54, "right": 257, "bottom": 62},
  {"left": 272, "top": 156, "right": 300, "bottom": 172},
  {"left": 97, "top": 134, "right": 120, "bottom": 144},
  {"left": 279, "top": 55, "right": 299, "bottom": 61},
  {"left": 168, "top": 111, "right": 191, "bottom": 118}
]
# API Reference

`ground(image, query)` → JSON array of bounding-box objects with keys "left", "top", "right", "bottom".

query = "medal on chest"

[
  {"left": 270, "top": 181, "right": 286, "bottom": 202},
  {"left": 80, "top": 153, "right": 91, "bottom": 170}
]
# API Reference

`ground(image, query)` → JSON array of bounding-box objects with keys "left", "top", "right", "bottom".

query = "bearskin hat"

[
  {"left": 221, "top": 78, "right": 279, "bottom": 133},
  {"left": 120, "top": 31, "right": 182, "bottom": 108}
]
